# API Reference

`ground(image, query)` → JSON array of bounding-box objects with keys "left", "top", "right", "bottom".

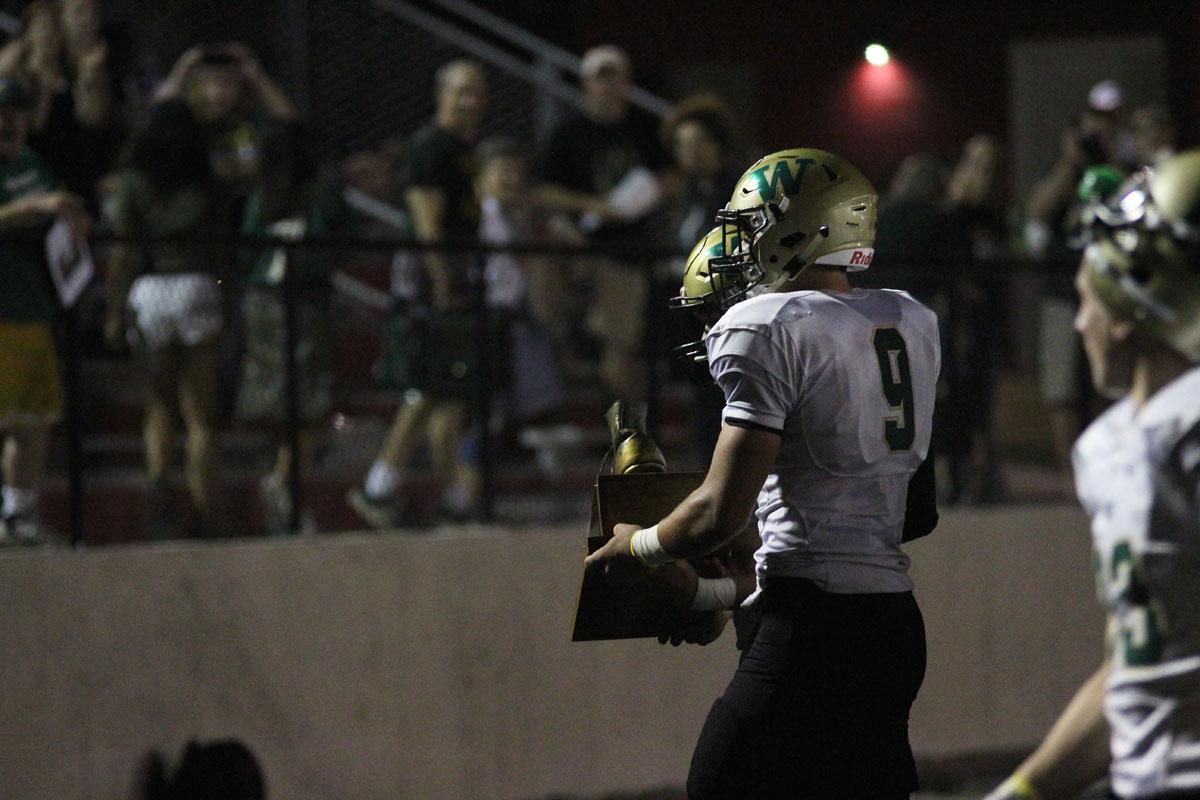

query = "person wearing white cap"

[{"left": 534, "top": 44, "right": 670, "bottom": 400}]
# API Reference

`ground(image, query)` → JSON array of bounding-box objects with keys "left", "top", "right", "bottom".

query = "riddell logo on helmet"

[{"left": 850, "top": 250, "right": 872, "bottom": 266}]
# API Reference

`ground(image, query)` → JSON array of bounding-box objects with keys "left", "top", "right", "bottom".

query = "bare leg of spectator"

[
  {"left": 427, "top": 400, "right": 474, "bottom": 519},
  {"left": 260, "top": 432, "right": 320, "bottom": 535},
  {"left": 376, "top": 394, "right": 432, "bottom": 472},
  {"left": 179, "top": 339, "right": 220, "bottom": 532},
  {"left": 144, "top": 396, "right": 174, "bottom": 486},
  {"left": 348, "top": 395, "right": 432, "bottom": 529},
  {"left": 1, "top": 424, "right": 50, "bottom": 542},
  {"left": 142, "top": 386, "right": 176, "bottom": 538}
]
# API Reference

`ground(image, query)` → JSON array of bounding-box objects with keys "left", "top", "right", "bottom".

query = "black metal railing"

[{"left": 14, "top": 228, "right": 1083, "bottom": 545}]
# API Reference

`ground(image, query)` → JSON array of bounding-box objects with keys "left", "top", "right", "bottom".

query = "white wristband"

[
  {"left": 629, "top": 525, "right": 674, "bottom": 567},
  {"left": 691, "top": 577, "right": 737, "bottom": 611}
]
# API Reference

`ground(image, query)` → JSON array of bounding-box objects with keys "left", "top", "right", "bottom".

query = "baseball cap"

[
  {"left": 581, "top": 45, "right": 631, "bottom": 79},
  {"left": 0, "top": 77, "right": 32, "bottom": 109}
]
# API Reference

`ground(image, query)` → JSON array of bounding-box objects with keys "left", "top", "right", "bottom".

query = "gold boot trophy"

[
  {"left": 605, "top": 400, "right": 666, "bottom": 475},
  {"left": 572, "top": 400, "right": 705, "bottom": 641}
]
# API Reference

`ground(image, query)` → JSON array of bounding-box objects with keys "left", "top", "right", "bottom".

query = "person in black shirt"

[
  {"left": 348, "top": 60, "right": 489, "bottom": 528},
  {"left": 535, "top": 45, "right": 669, "bottom": 400}
]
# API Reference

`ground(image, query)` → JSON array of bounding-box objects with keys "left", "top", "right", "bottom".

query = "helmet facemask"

[
  {"left": 1080, "top": 162, "right": 1200, "bottom": 359},
  {"left": 668, "top": 226, "right": 752, "bottom": 385}
]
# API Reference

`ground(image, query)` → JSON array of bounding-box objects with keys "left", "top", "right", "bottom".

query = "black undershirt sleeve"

[{"left": 901, "top": 455, "right": 938, "bottom": 543}]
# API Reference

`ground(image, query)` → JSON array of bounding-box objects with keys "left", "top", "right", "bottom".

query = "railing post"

[
  {"left": 534, "top": 55, "right": 559, "bottom": 145},
  {"left": 473, "top": 247, "right": 494, "bottom": 523},
  {"left": 282, "top": 257, "right": 303, "bottom": 534},
  {"left": 62, "top": 304, "right": 85, "bottom": 546}
]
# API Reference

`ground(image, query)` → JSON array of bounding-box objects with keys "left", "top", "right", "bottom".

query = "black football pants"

[{"left": 687, "top": 577, "right": 926, "bottom": 800}]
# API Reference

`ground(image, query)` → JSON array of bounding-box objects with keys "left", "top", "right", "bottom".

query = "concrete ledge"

[{"left": 0, "top": 504, "right": 1101, "bottom": 799}]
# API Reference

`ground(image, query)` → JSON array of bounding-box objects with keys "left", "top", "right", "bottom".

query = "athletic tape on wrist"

[
  {"left": 630, "top": 525, "right": 674, "bottom": 567},
  {"left": 691, "top": 577, "right": 737, "bottom": 611}
]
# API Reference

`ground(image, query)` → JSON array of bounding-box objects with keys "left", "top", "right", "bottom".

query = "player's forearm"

[
  {"left": 1012, "top": 661, "right": 1112, "bottom": 798},
  {"left": 657, "top": 485, "right": 749, "bottom": 562}
]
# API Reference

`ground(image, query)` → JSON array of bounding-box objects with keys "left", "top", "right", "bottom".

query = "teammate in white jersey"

[
  {"left": 986, "top": 151, "right": 1200, "bottom": 800},
  {"left": 587, "top": 148, "right": 940, "bottom": 798}
]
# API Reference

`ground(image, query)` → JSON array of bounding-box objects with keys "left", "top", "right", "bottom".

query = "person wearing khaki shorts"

[{"left": 0, "top": 76, "right": 92, "bottom": 544}]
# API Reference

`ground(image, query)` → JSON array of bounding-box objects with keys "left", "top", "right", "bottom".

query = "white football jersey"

[
  {"left": 1073, "top": 365, "right": 1200, "bottom": 799},
  {"left": 705, "top": 288, "right": 940, "bottom": 596}
]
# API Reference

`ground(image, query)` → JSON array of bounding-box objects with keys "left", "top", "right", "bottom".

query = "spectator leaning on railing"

[
  {"left": 533, "top": 44, "right": 671, "bottom": 401},
  {"left": 0, "top": 76, "right": 92, "bottom": 544}
]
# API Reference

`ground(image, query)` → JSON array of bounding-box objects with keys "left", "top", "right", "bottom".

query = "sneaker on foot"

[
  {"left": 2, "top": 514, "right": 47, "bottom": 546},
  {"left": 346, "top": 487, "right": 405, "bottom": 530}
]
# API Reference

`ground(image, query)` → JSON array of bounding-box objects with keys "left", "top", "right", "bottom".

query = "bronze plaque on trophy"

[{"left": 571, "top": 471, "right": 706, "bottom": 642}]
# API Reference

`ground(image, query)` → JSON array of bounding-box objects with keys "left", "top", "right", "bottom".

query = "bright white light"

[{"left": 865, "top": 44, "right": 890, "bottom": 67}]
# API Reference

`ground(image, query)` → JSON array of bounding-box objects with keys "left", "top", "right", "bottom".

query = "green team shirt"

[
  {"left": 241, "top": 180, "right": 352, "bottom": 287},
  {"left": 0, "top": 147, "right": 58, "bottom": 322}
]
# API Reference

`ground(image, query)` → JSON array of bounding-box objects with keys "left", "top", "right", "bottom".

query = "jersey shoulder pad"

[{"left": 712, "top": 293, "right": 812, "bottom": 335}]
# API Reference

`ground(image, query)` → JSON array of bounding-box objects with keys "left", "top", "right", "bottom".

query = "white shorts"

[{"left": 128, "top": 273, "right": 223, "bottom": 350}]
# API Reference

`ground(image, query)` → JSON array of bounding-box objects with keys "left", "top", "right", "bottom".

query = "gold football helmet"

[
  {"left": 1081, "top": 149, "right": 1200, "bottom": 360},
  {"left": 715, "top": 148, "right": 878, "bottom": 296}
]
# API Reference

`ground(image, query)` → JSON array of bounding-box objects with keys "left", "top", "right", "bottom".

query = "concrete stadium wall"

[{"left": 0, "top": 504, "right": 1102, "bottom": 799}]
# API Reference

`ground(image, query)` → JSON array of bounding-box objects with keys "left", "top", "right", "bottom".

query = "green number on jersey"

[
  {"left": 1107, "top": 541, "right": 1163, "bottom": 666},
  {"left": 873, "top": 327, "right": 915, "bottom": 451}
]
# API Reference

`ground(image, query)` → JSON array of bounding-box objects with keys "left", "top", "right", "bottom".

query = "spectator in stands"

[
  {"left": 154, "top": 43, "right": 299, "bottom": 217},
  {"left": 0, "top": 76, "right": 90, "bottom": 544},
  {"left": 948, "top": 134, "right": 1008, "bottom": 260},
  {"left": 1130, "top": 103, "right": 1176, "bottom": 168},
  {"left": 105, "top": 99, "right": 230, "bottom": 538},
  {"left": 662, "top": 93, "right": 740, "bottom": 254},
  {"left": 661, "top": 93, "right": 741, "bottom": 465},
  {"left": 476, "top": 135, "right": 564, "bottom": 427},
  {"left": 237, "top": 128, "right": 351, "bottom": 535},
  {"left": 1025, "top": 89, "right": 1123, "bottom": 468},
  {"left": 875, "top": 153, "right": 973, "bottom": 502},
  {"left": 946, "top": 134, "right": 1009, "bottom": 502},
  {"left": 0, "top": 0, "right": 121, "bottom": 207},
  {"left": 347, "top": 59, "right": 489, "bottom": 528},
  {"left": 534, "top": 44, "right": 670, "bottom": 400}
]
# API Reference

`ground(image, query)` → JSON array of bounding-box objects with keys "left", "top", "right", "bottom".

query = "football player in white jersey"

[
  {"left": 586, "top": 148, "right": 941, "bottom": 798},
  {"left": 986, "top": 151, "right": 1200, "bottom": 800}
]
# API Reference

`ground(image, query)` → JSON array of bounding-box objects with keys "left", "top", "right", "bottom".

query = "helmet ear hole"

[{"left": 779, "top": 231, "right": 807, "bottom": 248}]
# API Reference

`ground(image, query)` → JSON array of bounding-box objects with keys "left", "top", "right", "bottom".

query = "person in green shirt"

[
  {"left": 236, "top": 128, "right": 351, "bottom": 534},
  {"left": 0, "top": 76, "right": 91, "bottom": 543},
  {"left": 347, "top": 60, "right": 489, "bottom": 528}
]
